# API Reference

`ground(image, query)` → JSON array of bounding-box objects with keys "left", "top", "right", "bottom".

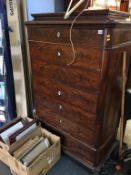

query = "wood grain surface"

[{"left": 26, "top": 10, "right": 131, "bottom": 169}]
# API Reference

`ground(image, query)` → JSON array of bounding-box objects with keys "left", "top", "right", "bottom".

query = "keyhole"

[
  {"left": 60, "top": 120, "right": 62, "bottom": 124},
  {"left": 58, "top": 52, "right": 61, "bottom": 56},
  {"left": 57, "top": 32, "right": 60, "bottom": 38},
  {"left": 58, "top": 91, "right": 62, "bottom": 96},
  {"left": 59, "top": 105, "right": 62, "bottom": 110}
]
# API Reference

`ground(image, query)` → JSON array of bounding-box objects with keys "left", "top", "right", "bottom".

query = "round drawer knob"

[{"left": 57, "top": 32, "right": 61, "bottom": 38}]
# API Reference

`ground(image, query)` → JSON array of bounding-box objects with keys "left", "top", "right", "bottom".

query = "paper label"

[{"left": 98, "top": 30, "right": 103, "bottom": 35}]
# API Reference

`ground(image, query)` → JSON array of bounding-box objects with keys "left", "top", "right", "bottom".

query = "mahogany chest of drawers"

[{"left": 26, "top": 10, "right": 131, "bottom": 169}]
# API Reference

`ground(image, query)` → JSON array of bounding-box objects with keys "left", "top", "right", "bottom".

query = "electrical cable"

[{"left": 67, "top": 0, "right": 90, "bottom": 66}]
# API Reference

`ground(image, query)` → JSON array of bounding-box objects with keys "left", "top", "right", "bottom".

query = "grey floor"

[{"left": 0, "top": 154, "right": 90, "bottom": 175}]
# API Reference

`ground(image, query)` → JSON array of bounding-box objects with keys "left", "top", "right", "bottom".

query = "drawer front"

[
  {"left": 40, "top": 122, "right": 98, "bottom": 167},
  {"left": 27, "top": 26, "right": 104, "bottom": 46},
  {"left": 36, "top": 101, "right": 96, "bottom": 146},
  {"left": 29, "top": 41, "right": 102, "bottom": 72},
  {"left": 62, "top": 134, "right": 97, "bottom": 166},
  {"left": 35, "top": 95, "right": 96, "bottom": 130},
  {"left": 112, "top": 28, "right": 131, "bottom": 46},
  {"left": 33, "top": 78, "right": 98, "bottom": 114},
  {"left": 31, "top": 62, "right": 100, "bottom": 92}
]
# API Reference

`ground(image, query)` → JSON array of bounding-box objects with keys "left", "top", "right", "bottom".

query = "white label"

[
  {"left": 47, "top": 157, "right": 54, "bottom": 165},
  {"left": 98, "top": 30, "right": 103, "bottom": 35}
]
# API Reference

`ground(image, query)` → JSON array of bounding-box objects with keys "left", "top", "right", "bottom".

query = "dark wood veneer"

[
  {"left": 26, "top": 10, "right": 131, "bottom": 170},
  {"left": 33, "top": 78, "right": 98, "bottom": 113},
  {"left": 28, "top": 27, "right": 104, "bottom": 46},
  {"left": 29, "top": 42, "right": 102, "bottom": 71}
]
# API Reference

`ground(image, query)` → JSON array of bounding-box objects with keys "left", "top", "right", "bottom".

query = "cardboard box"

[{"left": 0, "top": 122, "right": 61, "bottom": 175}]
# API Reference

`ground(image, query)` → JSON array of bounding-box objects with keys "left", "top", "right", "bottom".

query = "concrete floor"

[{"left": 0, "top": 154, "right": 90, "bottom": 175}]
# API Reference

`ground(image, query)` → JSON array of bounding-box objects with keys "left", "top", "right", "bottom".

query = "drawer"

[
  {"left": 31, "top": 63, "right": 101, "bottom": 92},
  {"left": 34, "top": 95, "right": 96, "bottom": 130},
  {"left": 40, "top": 122, "right": 98, "bottom": 166},
  {"left": 36, "top": 102, "right": 96, "bottom": 147},
  {"left": 29, "top": 41, "right": 102, "bottom": 72},
  {"left": 33, "top": 78, "right": 98, "bottom": 114},
  {"left": 27, "top": 26, "right": 104, "bottom": 46},
  {"left": 62, "top": 134, "right": 97, "bottom": 166},
  {"left": 112, "top": 28, "right": 131, "bottom": 47}
]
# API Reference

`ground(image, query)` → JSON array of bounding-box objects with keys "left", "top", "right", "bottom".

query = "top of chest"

[
  {"left": 26, "top": 10, "right": 131, "bottom": 47},
  {"left": 26, "top": 9, "right": 130, "bottom": 26}
]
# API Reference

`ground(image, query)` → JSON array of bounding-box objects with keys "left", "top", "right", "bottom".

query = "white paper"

[
  {"left": 16, "top": 123, "right": 37, "bottom": 141},
  {"left": 0, "top": 121, "right": 24, "bottom": 144},
  {"left": 22, "top": 138, "right": 49, "bottom": 166}
]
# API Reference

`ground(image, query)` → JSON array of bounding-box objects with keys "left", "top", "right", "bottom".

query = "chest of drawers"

[{"left": 26, "top": 10, "right": 131, "bottom": 169}]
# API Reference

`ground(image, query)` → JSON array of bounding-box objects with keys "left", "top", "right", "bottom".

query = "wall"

[
  {"left": 27, "top": 0, "right": 64, "bottom": 20},
  {"left": 55, "top": 0, "right": 64, "bottom": 12}
]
